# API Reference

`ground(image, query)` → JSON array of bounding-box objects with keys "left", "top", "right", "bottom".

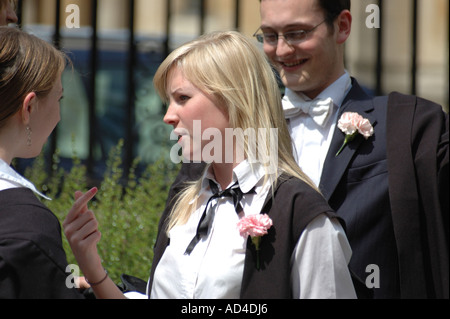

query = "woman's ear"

[{"left": 21, "top": 92, "right": 37, "bottom": 125}]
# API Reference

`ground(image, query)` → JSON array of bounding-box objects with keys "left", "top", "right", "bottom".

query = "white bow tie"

[{"left": 283, "top": 93, "right": 334, "bottom": 127}]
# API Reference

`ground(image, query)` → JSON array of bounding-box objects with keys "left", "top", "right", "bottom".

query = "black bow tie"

[{"left": 184, "top": 180, "right": 254, "bottom": 255}]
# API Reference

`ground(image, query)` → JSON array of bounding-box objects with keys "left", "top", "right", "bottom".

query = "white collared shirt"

[
  {"left": 149, "top": 161, "right": 356, "bottom": 299},
  {"left": 283, "top": 72, "right": 352, "bottom": 187},
  {"left": 0, "top": 158, "right": 50, "bottom": 200}
]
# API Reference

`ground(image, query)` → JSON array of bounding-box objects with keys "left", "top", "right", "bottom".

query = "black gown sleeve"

[
  {"left": 0, "top": 188, "right": 85, "bottom": 299},
  {"left": 0, "top": 238, "right": 84, "bottom": 299}
]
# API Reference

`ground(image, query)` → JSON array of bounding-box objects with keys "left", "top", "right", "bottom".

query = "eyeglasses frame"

[{"left": 253, "top": 19, "right": 328, "bottom": 46}]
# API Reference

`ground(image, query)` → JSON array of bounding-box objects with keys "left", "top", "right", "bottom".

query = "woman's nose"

[{"left": 163, "top": 103, "right": 178, "bottom": 127}]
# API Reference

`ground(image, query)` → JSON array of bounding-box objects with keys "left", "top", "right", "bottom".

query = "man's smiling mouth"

[{"left": 281, "top": 59, "right": 308, "bottom": 68}]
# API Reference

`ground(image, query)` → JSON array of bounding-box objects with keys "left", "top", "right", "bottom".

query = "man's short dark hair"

[
  {"left": 259, "top": 0, "right": 351, "bottom": 26},
  {"left": 319, "top": 0, "right": 351, "bottom": 25}
]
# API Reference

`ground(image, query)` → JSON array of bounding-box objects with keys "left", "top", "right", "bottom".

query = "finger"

[
  {"left": 64, "top": 188, "right": 98, "bottom": 226},
  {"left": 73, "top": 228, "right": 102, "bottom": 255},
  {"left": 76, "top": 187, "right": 98, "bottom": 207},
  {"left": 76, "top": 277, "right": 90, "bottom": 290},
  {"left": 64, "top": 209, "right": 98, "bottom": 236},
  {"left": 74, "top": 190, "right": 91, "bottom": 214},
  {"left": 65, "top": 211, "right": 100, "bottom": 245},
  {"left": 73, "top": 187, "right": 97, "bottom": 214},
  {"left": 75, "top": 216, "right": 100, "bottom": 242},
  {"left": 74, "top": 190, "right": 84, "bottom": 201}
]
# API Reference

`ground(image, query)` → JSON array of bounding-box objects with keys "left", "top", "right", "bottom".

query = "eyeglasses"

[{"left": 253, "top": 19, "right": 327, "bottom": 46}]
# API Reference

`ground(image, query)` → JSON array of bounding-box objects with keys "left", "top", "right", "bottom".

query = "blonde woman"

[
  {"left": 0, "top": 27, "right": 86, "bottom": 298},
  {"left": 64, "top": 31, "right": 356, "bottom": 299}
]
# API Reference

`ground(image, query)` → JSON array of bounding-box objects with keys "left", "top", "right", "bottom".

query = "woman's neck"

[
  {"left": 211, "top": 161, "right": 238, "bottom": 190},
  {"left": 0, "top": 148, "right": 12, "bottom": 165}
]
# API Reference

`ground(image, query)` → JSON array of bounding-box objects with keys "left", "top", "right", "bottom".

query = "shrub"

[{"left": 24, "top": 140, "right": 179, "bottom": 284}]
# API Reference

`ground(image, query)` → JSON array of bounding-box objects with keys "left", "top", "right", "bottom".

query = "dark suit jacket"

[
  {"left": 320, "top": 79, "right": 399, "bottom": 298},
  {"left": 320, "top": 79, "right": 448, "bottom": 298}
]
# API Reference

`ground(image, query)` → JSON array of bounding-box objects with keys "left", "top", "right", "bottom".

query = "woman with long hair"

[{"left": 64, "top": 31, "right": 356, "bottom": 299}]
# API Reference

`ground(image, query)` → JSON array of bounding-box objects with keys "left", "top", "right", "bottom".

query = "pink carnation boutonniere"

[
  {"left": 336, "top": 112, "right": 374, "bottom": 157},
  {"left": 237, "top": 214, "right": 273, "bottom": 270}
]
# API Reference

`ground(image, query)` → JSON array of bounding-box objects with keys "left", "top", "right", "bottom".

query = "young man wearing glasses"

[
  {"left": 159, "top": 0, "right": 448, "bottom": 299},
  {"left": 255, "top": 0, "right": 448, "bottom": 299}
]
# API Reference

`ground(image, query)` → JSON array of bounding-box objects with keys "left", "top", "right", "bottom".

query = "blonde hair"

[
  {"left": 153, "top": 31, "right": 317, "bottom": 231},
  {"left": 0, "top": 27, "right": 67, "bottom": 128}
]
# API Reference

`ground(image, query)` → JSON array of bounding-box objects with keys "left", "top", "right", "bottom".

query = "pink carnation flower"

[
  {"left": 337, "top": 112, "right": 374, "bottom": 139},
  {"left": 237, "top": 214, "right": 273, "bottom": 270},
  {"left": 336, "top": 112, "right": 374, "bottom": 156},
  {"left": 237, "top": 214, "right": 273, "bottom": 238}
]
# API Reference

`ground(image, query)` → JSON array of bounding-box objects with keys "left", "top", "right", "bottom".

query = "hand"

[{"left": 63, "top": 188, "right": 104, "bottom": 282}]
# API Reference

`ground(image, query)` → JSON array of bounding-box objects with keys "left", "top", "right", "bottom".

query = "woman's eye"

[{"left": 179, "top": 95, "right": 190, "bottom": 102}]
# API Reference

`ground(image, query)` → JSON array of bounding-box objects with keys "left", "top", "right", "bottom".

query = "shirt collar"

[
  {"left": 0, "top": 159, "right": 51, "bottom": 200},
  {"left": 203, "top": 160, "right": 267, "bottom": 195}
]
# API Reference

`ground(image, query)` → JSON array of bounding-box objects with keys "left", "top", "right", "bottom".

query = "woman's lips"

[{"left": 173, "top": 129, "right": 187, "bottom": 144}]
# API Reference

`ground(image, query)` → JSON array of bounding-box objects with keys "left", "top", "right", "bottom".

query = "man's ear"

[
  {"left": 21, "top": 92, "right": 37, "bottom": 125},
  {"left": 335, "top": 10, "right": 352, "bottom": 45}
]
